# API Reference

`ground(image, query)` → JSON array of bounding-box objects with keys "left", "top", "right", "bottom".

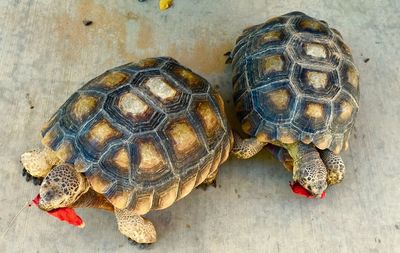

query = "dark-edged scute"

[
  {"left": 247, "top": 48, "right": 292, "bottom": 89},
  {"left": 331, "top": 90, "right": 358, "bottom": 132},
  {"left": 103, "top": 85, "right": 166, "bottom": 133},
  {"left": 292, "top": 97, "right": 332, "bottom": 134},
  {"left": 160, "top": 116, "right": 208, "bottom": 172},
  {"left": 232, "top": 12, "right": 359, "bottom": 152},
  {"left": 338, "top": 60, "right": 360, "bottom": 102},
  {"left": 82, "top": 70, "right": 133, "bottom": 93},
  {"left": 290, "top": 63, "right": 341, "bottom": 100},
  {"left": 189, "top": 94, "right": 226, "bottom": 151},
  {"left": 77, "top": 115, "right": 128, "bottom": 161},
  {"left": 292, "top": 15, "right": 332, "bottom": 38},
  {"left": 129, "top": 133, "right": 173, "bottom": 183},
  {"left": 253, "top": 80, "right": 296, "bottom": 124},
  {"left": 40, "top": 57, "right": 231, "bottom": 212},
  {"left": 287, "top": 36, "right": 341, "bottom": 68},
  {"left": 99, "top": 143, "right": 131, "bottom": 178},
  {"left": 162, "top": 61, "right": 210, "bottom": 94}
]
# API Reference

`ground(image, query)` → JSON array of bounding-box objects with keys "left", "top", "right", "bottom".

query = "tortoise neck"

[
  {"left": 71, "top": 188, "right": 114, "bottom": 211},
  {"left": 285, "top": 142, "right": 320, "bottom": 164}
]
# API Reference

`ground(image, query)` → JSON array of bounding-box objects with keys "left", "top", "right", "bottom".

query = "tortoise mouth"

[
  {"left": 36, "top": 196, "right": 54, "bottom": 212},
  {"left": 38, "top": 203, "right": 52, "bottom": 212},
  {"left": 289, "top": 181, "right": 326, "bottom": 199}
]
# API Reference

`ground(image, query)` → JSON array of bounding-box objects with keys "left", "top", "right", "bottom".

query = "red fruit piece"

[
  {"left": 31, "top": 194, "right": 85, "bottom": 227},
  {"left": 289, "top": 182, "right": 326, "bottom": 199}
]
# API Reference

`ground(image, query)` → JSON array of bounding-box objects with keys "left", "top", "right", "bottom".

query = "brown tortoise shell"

[
  {"left": 40, "top": 57, "right": 232, "bottom": 214},
  {"left": 231, "top": 12, "right": 360, "bottom": 154}
]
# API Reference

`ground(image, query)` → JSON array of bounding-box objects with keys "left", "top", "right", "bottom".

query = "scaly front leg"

[
  {"left": 319, "top": 149, "right": 346, "bottom": 185},
  {"left": 21, "top": 147, "right": 60, "bottom": 184}
]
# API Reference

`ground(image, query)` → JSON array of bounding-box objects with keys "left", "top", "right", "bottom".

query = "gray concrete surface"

[{"left": 0, "top": 0, "right": 399, "bottom": 252}]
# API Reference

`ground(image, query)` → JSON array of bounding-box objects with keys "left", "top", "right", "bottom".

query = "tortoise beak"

[
  {"left": 38, "top": 199, "right": 51, "bottom": 211},
  {"left": 37, "top": 193, "right": 54, "bottom": 211}
]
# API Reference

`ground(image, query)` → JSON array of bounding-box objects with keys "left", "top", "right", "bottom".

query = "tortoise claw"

[
  {"left": 22, "top": 168, "right": 43, "bottom": 186},
  {"left": 197, "top": 179, "right": 217, "bottom": 191},
  {"left": 33, "top": 177, "right": 43, "bottom": 185},
  {"left": 128, "top": 238, "right": 153, "bottom": 249},
  {"left": 25, "top": 173, "right": 32, "bottom": 182},
  {"left": 224, "top": 51, "right": 232, "bottom": 64}
]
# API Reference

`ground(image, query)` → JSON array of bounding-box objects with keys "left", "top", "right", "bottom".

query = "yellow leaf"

[{"left": 159, "top": 0, "right": 173, "bottom": 10}]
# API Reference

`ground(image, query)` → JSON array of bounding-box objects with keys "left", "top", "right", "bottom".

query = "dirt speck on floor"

[
  {"left": 25, "top": 93, "right": 34, "bottom": 109},
  {"left": 82, "top": 19, "right": 93, "bottom": 26}
]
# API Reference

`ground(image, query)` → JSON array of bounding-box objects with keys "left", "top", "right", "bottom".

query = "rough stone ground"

[{"left": 0, "top": 0, "right": 399, "bottom": 252}]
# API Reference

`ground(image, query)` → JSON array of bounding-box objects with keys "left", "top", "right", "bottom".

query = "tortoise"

[
  {"left": 229, "top": 12, "right": 360, "bottom": 197},
  {"left": 20, "top": 57, "right": 232, "bottom": 245}
]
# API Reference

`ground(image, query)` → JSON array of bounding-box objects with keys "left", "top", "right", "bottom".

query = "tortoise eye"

[{"left": 43, "top": 190, "right": 55, "bottom": 201}]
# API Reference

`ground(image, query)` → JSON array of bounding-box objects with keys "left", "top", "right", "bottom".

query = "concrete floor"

[{"left": 0, "top": 0, "right": 399, "bottom": 252}]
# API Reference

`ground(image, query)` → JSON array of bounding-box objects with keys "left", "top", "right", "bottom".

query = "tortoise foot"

[{"left": 128, "top": 238, "right": 153, "bottom": 249}]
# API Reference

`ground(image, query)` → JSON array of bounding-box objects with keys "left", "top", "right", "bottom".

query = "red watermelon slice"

[{"left": 31, "top": 194, "right": 84, "bottom": 228}]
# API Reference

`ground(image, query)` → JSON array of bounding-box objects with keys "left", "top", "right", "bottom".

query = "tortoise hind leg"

[
  {"left": 319, "top": 149, "right": 346, "bottom": 185},
  {"left": 21, "top": 147, "right": 60, "bottom": 184},
  {"left": 115, "top": 208, "right": 157, "bottom": 247},
  {"left": 231, "top": 132, "right": 266, "bottom": 159}
]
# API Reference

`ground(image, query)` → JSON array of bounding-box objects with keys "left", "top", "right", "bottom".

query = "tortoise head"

[{"left": 39, "top": 164, "right": 89, "bottom": 211}]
